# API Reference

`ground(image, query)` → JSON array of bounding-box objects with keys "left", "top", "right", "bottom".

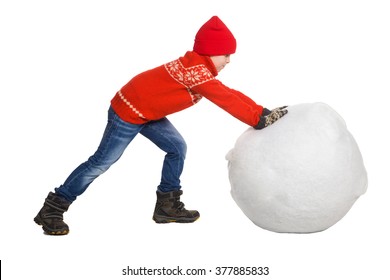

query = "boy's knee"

[
  {"left": 170, "top": 137, "right": 186, "bottom": 158},
  {"left": 87, "top": 154, "right": 116, "bottom": 173},
  {"left": 178, "top": 140, "right": 187, "bottom": 157}
]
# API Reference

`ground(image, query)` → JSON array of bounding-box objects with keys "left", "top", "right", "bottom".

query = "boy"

[{"left": 34, "top": 16, "right": 287, "bottom": 235}]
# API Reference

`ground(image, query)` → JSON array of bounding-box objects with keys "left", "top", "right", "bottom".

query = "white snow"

[{"left": 226, "top": 102, "right": 368, "bottom": 233}]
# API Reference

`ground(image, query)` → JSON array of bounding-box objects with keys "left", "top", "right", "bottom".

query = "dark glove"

[
  {"left": 254, "top": 106, "right": 288, "bottom": 130},
  {"left": 261, "top": 107, "right": 272, "bottom": 116}
]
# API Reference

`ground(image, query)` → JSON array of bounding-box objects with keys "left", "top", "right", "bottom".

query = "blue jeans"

[{"left": 55, "top": 106, "right": 187, "bottom": 202}]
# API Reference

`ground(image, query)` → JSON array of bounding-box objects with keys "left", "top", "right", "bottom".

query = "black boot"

[
  {"left": 153, "top": 190, "right": 200, "bottom": 223},
  {"left": 34, "top": 192, "right": 72, "bottom": 235}
]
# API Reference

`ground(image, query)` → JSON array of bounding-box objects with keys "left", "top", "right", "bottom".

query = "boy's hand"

[{"left": 254, "top": 106, "right": 288, "bottom": 130}]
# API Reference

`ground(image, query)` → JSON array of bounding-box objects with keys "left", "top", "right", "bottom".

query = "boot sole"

[
  {"left": 153, "top": 215, "right": 199, "bottom": 224},
  {"left": 34, "top": 216, "right": 69, "bottom": 235}
]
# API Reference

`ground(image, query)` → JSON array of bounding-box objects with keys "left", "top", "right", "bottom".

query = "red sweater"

[{"left": 111, "top": 51, "right": 263, "bottom": 126}]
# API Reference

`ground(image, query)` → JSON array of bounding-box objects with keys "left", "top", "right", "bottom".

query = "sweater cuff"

[{"left": 254, "top": 116, "right": 266, "bottom": 130}]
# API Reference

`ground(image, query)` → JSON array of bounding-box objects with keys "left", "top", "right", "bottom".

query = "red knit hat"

[{"left": 193, "top": 16, "right": 237, "bottom": 56}]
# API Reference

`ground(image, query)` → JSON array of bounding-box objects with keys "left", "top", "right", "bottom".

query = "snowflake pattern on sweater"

[{"left": 164, "top": 59, "right": 214, "bottom": 104}]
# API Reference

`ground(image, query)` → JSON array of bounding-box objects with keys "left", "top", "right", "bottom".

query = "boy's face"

[{"left": 210, "top": 55, "right": 231, "bottom": 72}]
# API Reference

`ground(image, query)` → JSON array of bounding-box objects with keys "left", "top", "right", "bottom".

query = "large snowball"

[{"left": 226, "top": 102, "right": 367, "bottom": 233}]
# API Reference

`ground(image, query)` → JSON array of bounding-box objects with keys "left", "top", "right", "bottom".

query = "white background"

[{"left": 1, "top": 0, "right": 389, "bottom": 279}]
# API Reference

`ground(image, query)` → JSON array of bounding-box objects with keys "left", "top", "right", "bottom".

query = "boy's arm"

[
  {"left": 229, "top": 87, "right": 264, "bottom": 113},
  {"left": 192, "top": 80, "right": 263, "bottom": 126}
]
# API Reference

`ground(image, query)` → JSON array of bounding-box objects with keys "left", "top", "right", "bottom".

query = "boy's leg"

[
  {"left": 35, "top": 107, "right": 143, "bottom": 234},
  {"left": 140, "top": 118, "right": 199, "bottom": 223},
  {"left": 140, "top": 117, "right": 186, "bottom": 192},
  {"left": 55, "top": 107, "right": 143, "bottom": 202}
]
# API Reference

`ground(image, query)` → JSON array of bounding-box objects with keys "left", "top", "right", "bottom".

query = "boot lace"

[{"left": 174, "top": 199, "right": 185, "bottom": 213}]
